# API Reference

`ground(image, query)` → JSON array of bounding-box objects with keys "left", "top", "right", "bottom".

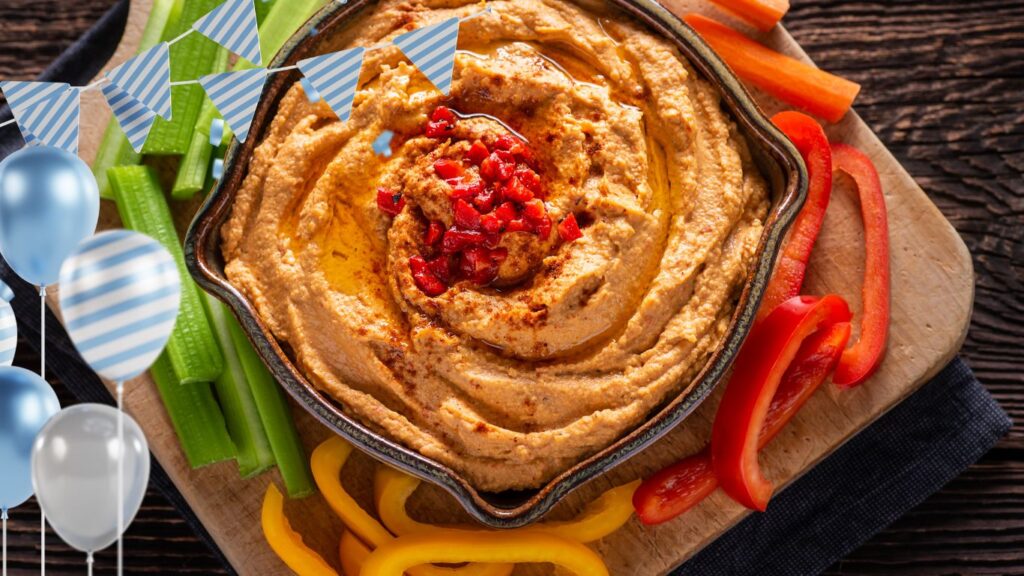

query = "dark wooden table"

[{"left": 0, "top": 0, "right": 1021, "bottom": 574}]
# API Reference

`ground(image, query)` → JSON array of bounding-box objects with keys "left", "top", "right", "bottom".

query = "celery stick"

[
  {"left": 171, "top": 47, "right": 229, "bottom": 200},
  {"left": 93, "top": 0, "right": 184, "bottom": 199},
  {"left": 151, "top": 351, "right": 236, "bottom": 468},
  {"left": 227, "top": 318, "right": 314, "bottom": 498},
  {"left": 142, "top": 0, "right": 224, "bottom": 155},
  {"left": 202, "top": 294, "right": 276, "bottom": 477},
  {"left": 108, "top": 165, "right": 225, "bottom": 384}
]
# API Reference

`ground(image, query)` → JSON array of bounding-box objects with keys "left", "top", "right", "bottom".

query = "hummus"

[{"left": 222, "top": 0, "right": 769, "bottom": 491}]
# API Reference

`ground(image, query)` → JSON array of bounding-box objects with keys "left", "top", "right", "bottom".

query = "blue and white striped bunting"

[
  {"left": 105, "top": 43, "right": 172, "bottom": 120},
  {"left": 199, "top": 68, "right": 267, "bottom": 142},
  {"left": 101, "top": 83, "right": 158, "bottom": 153},
  {"left": 0, "top": 296, "right": 16, "bottom": 368},
  {"left": 193, "top": 0, "right": 262, "bottom": 66},
  {"left": 0, "top": 81, "right": 80, "bottom": 154},
  {"left": 59, "top": 230, "right": 181, "bottom": 383},
  {"left": 393, "top": 17, "right": 461, "bottom": 95},
  {"left": 297, "top": 47, "right": 365, "bottom": 122}
]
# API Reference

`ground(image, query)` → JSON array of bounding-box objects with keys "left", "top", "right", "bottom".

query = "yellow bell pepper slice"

[
  {"left": 359, "top": 529, "right": 610, "bottom": 576},
  {"left": 375, "top": 465, "right": 639, "bottom": 543},
  {"left": 262, "top": 483, "right": 340, "bottom": 576},
  {"left": 311, "top": 437, "right": 394, "bottom": 548},
  {"left": 313, "top": 437, "right": 513, "bottom": 576},
  {"left": 339, "top": 531, "right": 372, "bottom": 576}
]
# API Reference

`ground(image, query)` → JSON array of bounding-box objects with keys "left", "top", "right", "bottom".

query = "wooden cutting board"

[{"left": 63, "top": 0, "right": 975, "bottom": 574}]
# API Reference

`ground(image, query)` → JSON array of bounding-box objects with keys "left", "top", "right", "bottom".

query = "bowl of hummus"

[{"left": 186, "top": 0, "right": 807, "bottom": 526}]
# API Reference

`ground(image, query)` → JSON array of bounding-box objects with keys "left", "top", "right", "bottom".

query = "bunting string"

[{"left": 0, "top": 0, "right": 491, "bottom": 153}]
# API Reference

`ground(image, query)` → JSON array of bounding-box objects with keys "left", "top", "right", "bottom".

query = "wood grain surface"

[{"left": 0, "top": 0, "right": 1020, "bottom": 574}]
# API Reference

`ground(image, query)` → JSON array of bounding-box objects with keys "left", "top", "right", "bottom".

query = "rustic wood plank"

[{"left": 0, "top": 0, "right": 1019, "bottom": 574}]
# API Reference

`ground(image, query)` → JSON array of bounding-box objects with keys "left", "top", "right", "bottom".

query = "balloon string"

[
  {"left": 2, "top": 508, "right": 7, "bottom": 576},
  {"left": 39, "top": 285, "right": 46, "bottom": 576},
  {"left": 117, "top": 381, "right": 124, "bottom": 576},
  {"left": 86, "top": 552, "right": 94, "bottom": 576}
]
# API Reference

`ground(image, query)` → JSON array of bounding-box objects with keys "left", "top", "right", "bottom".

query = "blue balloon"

[
  {"left": 0, "top": 366, "right": 60, "bottom": 512},
  {"left": 0, "top": 146, "right": 100, "bottom": 286}
]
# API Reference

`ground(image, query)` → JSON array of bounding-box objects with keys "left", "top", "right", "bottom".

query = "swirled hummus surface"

[{"left": 222, "top": 0, "right": 769, "bottom": 491}]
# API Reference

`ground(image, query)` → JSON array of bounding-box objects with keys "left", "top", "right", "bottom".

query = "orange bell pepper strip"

[
  {"left": 830, "top": 144, "right": 891, "bottom": 388},
  {"left": 683, "top": 13, "right": 861, "bottom": 123},
  {"left": 340, "top": 531, "right": 372, "bottom": 576},
  {"left": 375, "top": 464, "right": 639, "bottom": 543},
  {"left": 262, "top": 483, "right": 340, "bottom": 576},
  {"left": 633, "top": 320, "right": 851, "bottom": 524},
  {"left": 312, "top": 437, "right": 513, "bottom": 576},
  {"left": 758, "top": 112, "right": 833, "bottom": 320},
  {"left": 709, "top": 0, "right": 790, "bottom": 32},
  {"left": 359, "top": 530, "right": 610, "bottom": 576},
  {"left": 711, "top": 295, "right": 852, "bottom": 511}
]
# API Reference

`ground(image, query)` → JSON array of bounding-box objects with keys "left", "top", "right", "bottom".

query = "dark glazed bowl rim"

[{"left": 185, "top": 0, "right": 808, "bottom": 528}]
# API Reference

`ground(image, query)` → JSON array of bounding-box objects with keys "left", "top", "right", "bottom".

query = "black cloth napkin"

[{"left": 0, "top": 2, "right": 1010, "bottom": 574}]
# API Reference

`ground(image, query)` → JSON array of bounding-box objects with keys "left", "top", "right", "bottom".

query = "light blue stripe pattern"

[
  {"left": 101, "top": 83, "right": 158, "bottom": 152},
  {"left": 393, "top": 18, "right": 461, "bottom": 95},
  {"left": 59, "top": 230, "right": 182, "bottom": 383},
  {"left": 105, "top": 43, "right": 172, "bottom": 120},
  {"left": 0, "top": 81, "right": 81, "bottom": 154},
  {"left": 193, "top": 0, "right": 262, "bottom": 66},
  {"left": 0, "top": 300, "right": 16, "bottom": 367},
  {"left": 198, "top": 68, "right": 267, "bottom": 142},
  {"left": 297, "top": 47, "right": 365, "bottom": 122}
]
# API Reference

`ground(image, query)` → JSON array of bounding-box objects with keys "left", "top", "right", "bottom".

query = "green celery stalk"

[
  {"left": 92, "top": 0, "right": 184, "bottom": 199},
  {"left": 173, "top": 0, "right": 326, "bottom": 196},
  {"left": 254, "top": 0, "right": 276, "bottom": 26},
  {"left": 171, "top": 47, "right": 229, "bottom": 200},
  {"left": 142, "top": 0, "right": 225, "bottom": 155},
  {"left": 108, "top": 165, "right": 225, "bottom": 384},
  {"left": 150, "top": 352, "right": 236, "bottom": 468},
  {"left": 227, "top": 318, "right": 314, "bottom": 498},
  {"left": 202, "top": 294, "right": 276, "bottom": 477}
]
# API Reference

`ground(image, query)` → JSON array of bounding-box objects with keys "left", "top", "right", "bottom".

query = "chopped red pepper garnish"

[
  {"left": 558, "top": 213, "right": 583, "bottom": 242},
  {"left": 409, "top": 255, "right": 447, "bottom": 296},
  {"left": 711, "top": 294, "right": 852, "bottom": 511},
  {"left": 467, "top": 140, "right": 490, "bottom": 165},
  {"left": 431, "top": 105, "right": 457, "bottom": 124},
  {"left": 493, "top": 134, "right": 520, "bottom": 151},
  {"left": 758, "top": 111, "right": 833, "bottom": 320},
  {"left": 830, "top": 143, "right": 890, "bottom": 388},
  {"left": 376, "top": 188, "right": 405, "bottom": 217},
  {"left": 453, "top": 199, "right": 482, "bottom": 230},
  {"left": 501, "top": 176, "right": 534, "bottom": 203},
  {"left": 424, "top": 221, "right": 445, "bottom": 246},
  {"left": 434, "top": 158, "right": 465, "bottom": 180}
]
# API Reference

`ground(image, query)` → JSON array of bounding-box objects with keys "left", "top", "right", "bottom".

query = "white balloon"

[{"left": 30, "top": 404, "right": 150, "bottom": 553}]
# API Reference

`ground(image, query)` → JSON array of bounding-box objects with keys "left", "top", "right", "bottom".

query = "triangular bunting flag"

[
  {"left": 198, "top": 68, "right": 267, "bottom": 142},
  {"left": 105, "top": 43, "right": 172, "bottom": 120},
  {"left": 0, "top": 81, "right": 80, "bottom": 154},
  {"left": 393, "top": 17, "right": 461, "bottom": 95},
  {"left": 101, "top": 83, "right": 157, "bottom": 153},
  {"left": 193, "top": 0, "right": 262, "bottom": 66},
  {"left": 297, "top": 48, "right": 365, "bottom": 122}
]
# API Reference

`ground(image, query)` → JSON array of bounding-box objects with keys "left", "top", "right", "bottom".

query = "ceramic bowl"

[{"left": 185, "top": 0, "right": 807, "bottom": 528}]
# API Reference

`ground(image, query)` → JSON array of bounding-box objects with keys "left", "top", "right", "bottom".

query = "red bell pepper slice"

[
  {"left": 829, "top": 144, "right": 890, "bottom": 388},
  {"left": 633, "top": 317, "right": 851, "bottom": 525},
  {"left": 711, "top": 294, "right": 852, "bottom": 511},
  {"left": 758, "top": 112, "right": 833, "bottom": 320}
]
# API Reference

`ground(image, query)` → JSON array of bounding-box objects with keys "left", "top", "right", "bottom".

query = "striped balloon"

[
  {"left": 0, "top": 284, "right": 16, "bottom": 367},
  {"left": 58, "top": 230, "right": 181, "bottom": 383}
]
